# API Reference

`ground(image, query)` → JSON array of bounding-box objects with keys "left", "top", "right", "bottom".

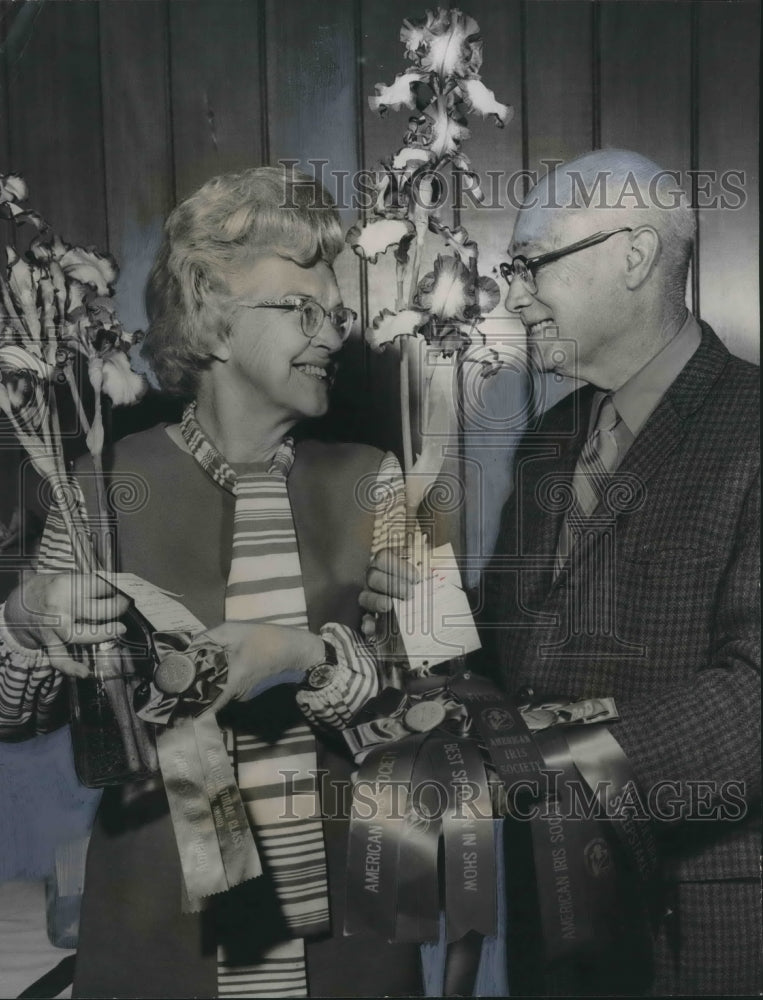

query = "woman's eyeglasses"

[
  {"left": 238, "top": 297, "right": 357, "bottom": 343},
  {"left": 499, "top": 227, "right": 633, "bottom": 295}
]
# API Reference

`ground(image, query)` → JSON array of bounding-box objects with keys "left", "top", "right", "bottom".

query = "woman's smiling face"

[{"left": 221, "top": 255, "right": 345, "bottom": 425}]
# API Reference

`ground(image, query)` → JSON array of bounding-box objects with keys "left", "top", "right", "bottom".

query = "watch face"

[{"left": 306, "top": 662, "right": 337, "bottom": 690}]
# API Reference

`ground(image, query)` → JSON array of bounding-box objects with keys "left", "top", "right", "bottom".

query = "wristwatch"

[{"left": 304, "top": 639, "right": 339, "bottom": 690}]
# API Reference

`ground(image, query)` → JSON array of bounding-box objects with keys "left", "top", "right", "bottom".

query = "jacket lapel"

[
  {"left": 546, "top": 323, "right": 731, "bottom": 594},
  {"left": 616, "top": 323, "right": 730, "bottom": 487}
]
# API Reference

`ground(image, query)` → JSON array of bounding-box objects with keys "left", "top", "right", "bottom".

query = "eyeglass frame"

[
  {"left": 236, "top": 296, "right": 357, "bottom": 343},
  {"left": 499, "top": 227, "right": 634, "bottom": 294}
]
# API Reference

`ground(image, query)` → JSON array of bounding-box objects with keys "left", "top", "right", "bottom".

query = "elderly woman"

[{"left": 0, "top": 167, "right": 421, "bottom": 998}]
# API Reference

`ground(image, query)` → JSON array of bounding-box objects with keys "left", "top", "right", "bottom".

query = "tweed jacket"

[{"left": 481, "top": 323, "right": 760, "bottom": 989}]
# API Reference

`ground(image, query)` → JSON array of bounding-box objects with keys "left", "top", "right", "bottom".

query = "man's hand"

[
  {"left": 359, "top": 548, "right": 419, "bottom": 637},
  {"left": 3, "top": 573, "right": 130, "bottom": 678}
]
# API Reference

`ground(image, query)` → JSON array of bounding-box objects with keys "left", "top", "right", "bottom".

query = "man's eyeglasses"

[
  {"left": 238, "top": 297, "right": 357, "bottom": 343},
  {"left": 499, "top": 227, "right": 633, "bottom": 295}
]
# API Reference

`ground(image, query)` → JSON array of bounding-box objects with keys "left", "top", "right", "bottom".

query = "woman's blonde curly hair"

[{"left": 144, "top": 166, "right": 343, "bottom": 396}]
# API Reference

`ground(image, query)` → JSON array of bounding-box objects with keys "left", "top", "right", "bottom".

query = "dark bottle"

[{"left": 69, "top": 603, "right": 159, "bottom": 787}]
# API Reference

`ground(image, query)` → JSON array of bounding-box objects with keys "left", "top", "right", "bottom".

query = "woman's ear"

[
  {"left": 204, "top": 310, "right": 232, "bottom": 363},
  {"left": 207, "top": 329, "right": 231, "bottom": 363}
]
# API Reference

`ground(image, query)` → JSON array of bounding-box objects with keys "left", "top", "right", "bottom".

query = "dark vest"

[{"left": 72, "top": 427, "right": 422, "bottom": 998}]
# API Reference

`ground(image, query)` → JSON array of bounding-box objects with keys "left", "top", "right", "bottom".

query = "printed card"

[
  {"left": 98, "top": 571, "right": 206, "bottom": 633},
  {"left": 393, "top": 542, "right": 481, "bottom": 670}
]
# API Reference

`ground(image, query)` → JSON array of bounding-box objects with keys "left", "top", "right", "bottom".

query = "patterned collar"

[{"left": 180, "top": 402, "right": 295, "bottom": 492}]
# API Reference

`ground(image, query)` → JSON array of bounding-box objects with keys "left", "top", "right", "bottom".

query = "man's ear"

[{"left": 624, "top": 226, "right": 660, "bottom": 289}]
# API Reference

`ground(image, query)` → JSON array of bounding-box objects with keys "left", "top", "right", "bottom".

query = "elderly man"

[{"left": 364, "top": 149, "right": 760, "bottom": 996}]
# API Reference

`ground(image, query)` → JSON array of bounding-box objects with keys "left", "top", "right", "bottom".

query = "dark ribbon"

[
  {"left": 343, "top": 669, "right": 658, "bottom": 983},
  {"left": 345, "top": 735, "right": 427, "bottom": 940},
  {"left": 528, "top": 726, "right": 620, "bottom": 961},
  {"left": 452, "top": 672, "right": 659, "bottom": 974},
  {"left": 345, "top": 684, "right": 497, "bottom": 947},
  {"left": 394, "top": 737, "right": 442, "bottom": 943},
  {"left": 433, "top": 734, "right": 496, "bottom": 940}
]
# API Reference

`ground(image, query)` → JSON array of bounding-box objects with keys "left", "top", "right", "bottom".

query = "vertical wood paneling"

[
  {"left": 264, "top": 0, "right": 360, "bottom": 307},
  {"left": 455, "top": 0, "right": 527, "bottom": 575},
  {"left": 265, "top": 0, "right": 357, "bottom": 190},
  {"left": 100, "top": 0, "right": 173, "bottom": 334},
  {"left": 0, "top": 1, "right": 14, "bottom": 167},
  {"left": 599, "top": 2, "right": 692, "bottom": 167},
  {"left": 168, "top": 0, "right": 265, "bottom": 202},
  {"left": 0, "top": 4, "right": 21, "bottom": 580},
  {"left": 360, "top": 0, "right": 421, "bottom": 458},
  {"left": 525, "top": 1, "right": 592, "bottom": 173},
  {"left": 0, "top": 0, "right": 756, "bottom": 563},
  {"left": 265, "top": 0, "right": 365, "bottom": 443},
  {"left": 599, "top": 3, "right": 697, "bottom": 316},
  {"left": 697, "top": 1, "right": 759, "bottom": 362},
  {"left": 7, "top": 1, "right": 106, "bottom": 247}
]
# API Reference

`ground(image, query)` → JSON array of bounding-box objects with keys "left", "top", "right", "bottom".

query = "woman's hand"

[
  {"left": 3, "top": 572, "right": 130, "bottom": 678},
  {"left": 202, "top": 622, "right": 325, "bottom": 710},
  {"left": 359, "top": 548, "right": 419, "bottom": 637}
]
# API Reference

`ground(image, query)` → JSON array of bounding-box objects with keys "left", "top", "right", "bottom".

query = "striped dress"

[{"left": 0, "top": 425, "right": 408, "bottom": 999}]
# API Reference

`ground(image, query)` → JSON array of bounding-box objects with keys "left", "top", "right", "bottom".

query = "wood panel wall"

[{"left": 0, "top": 0, "right": 759, "bottom": 573}]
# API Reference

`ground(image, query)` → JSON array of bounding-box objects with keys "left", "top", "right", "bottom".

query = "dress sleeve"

[
  {"left": 0, "top": 491, "right": 86, "bottom": 738},
  {"left": 0, "top": 613, "right": 66, "bottom": 738},
  {"left": 369, "top": 450, "right": 410, "bottom": 557},
  {"left": 297, "top": 451, "right": 412, "bottom": 734}
]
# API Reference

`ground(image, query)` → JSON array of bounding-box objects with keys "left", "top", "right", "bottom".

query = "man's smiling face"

[{"left": 506, "top": 205, "right": 629, "bottom": 382}]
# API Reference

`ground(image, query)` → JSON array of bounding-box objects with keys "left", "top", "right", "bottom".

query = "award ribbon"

[
  {"left": 394, "top": 737, "right": 442, "bottom": 943},
  {"left": 344, "top": 735, "right": 426, "bottom": 939},
  {"left": 157, "top": 713, "right": 262, "bottom": 910},
  {"left": 450, "top": 672, "right": 657, "bottom": 967},
  {"left": 431, "top": 735, "right": 496, "bottom": 941},
  {"left": 529, "top": 726, "right": 620, "bottom": 961},
  {"left": 136, "top": 630, "right": 263, "bottom": 910},
  {"left": 344, "top": 685, "right": 498, "bottom": 945}
]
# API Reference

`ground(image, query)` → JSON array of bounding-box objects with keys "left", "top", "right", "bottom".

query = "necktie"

[
  {"left": 555, "top": 394, "right": 622, "bottom": 577},
  {"left": 181, "top": 405, "right": 329, "bottom": 997}
]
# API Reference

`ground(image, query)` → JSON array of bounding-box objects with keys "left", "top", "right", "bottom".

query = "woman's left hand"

[{"left": 202, "top": 622, "right": 325, "bottom": 710}]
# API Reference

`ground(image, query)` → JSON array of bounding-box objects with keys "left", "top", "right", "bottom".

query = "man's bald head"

[
  {"left": 505, "top": 150, "right": 696, "bottom": 387},
  {"left": 515, "top": 149, "right": 696, "bottom": 306}
]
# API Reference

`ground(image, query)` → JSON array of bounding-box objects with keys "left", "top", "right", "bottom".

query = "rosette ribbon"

[
  {"left": 136, "top": 631, "right": 228, "bottom": 724},
  {"left": 343, "top": 678, "right": 497, "bottom": 945},
  {"left": 451, "top": 673, "right": 660, "bottom": 982},
  {"left": 136, "top": 630, "right": 262, "bottom": 910},
  {"left": 341, "top": 671, "right": 659, "bottom": 987}
]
